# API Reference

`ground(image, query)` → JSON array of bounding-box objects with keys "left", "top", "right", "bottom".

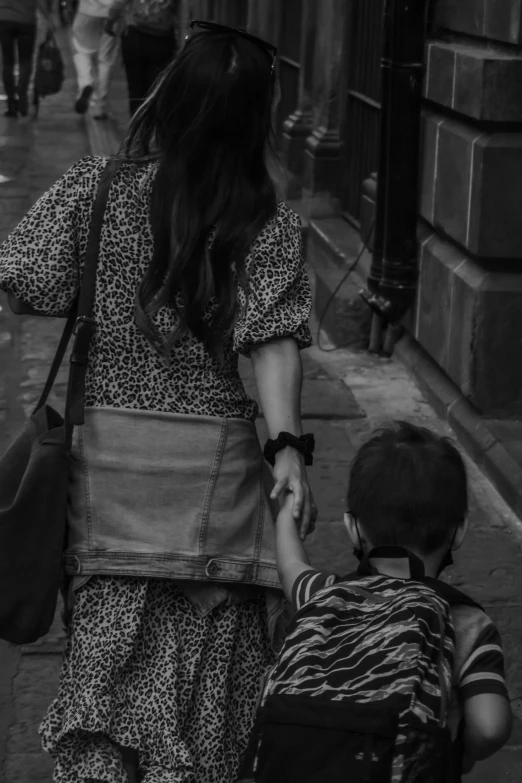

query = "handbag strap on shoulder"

[
  {"left": 34, "top": 158, "right": 122, "bottom": 448},
  {"left": 65, "top": 158, "right": 122, "bottom": 446}
]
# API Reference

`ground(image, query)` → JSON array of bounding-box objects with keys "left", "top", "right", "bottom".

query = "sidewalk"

[{"left": 0, "top": 28, "right": 520, "bottom": 783}]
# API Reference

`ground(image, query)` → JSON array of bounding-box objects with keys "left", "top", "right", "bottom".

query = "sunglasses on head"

[{"left": 186, "top": 20, "right": 277, "bottom": 75}]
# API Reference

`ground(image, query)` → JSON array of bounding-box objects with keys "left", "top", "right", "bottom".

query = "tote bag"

[{"left": 0, "top": 159, "right": 119, "bottom": 644}]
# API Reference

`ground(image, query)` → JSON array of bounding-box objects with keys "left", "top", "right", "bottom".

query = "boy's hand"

[
  {"left": 270, "top": 447, "right": 317, "bottom": 540},
  {"left": 275, "top": 492, "right": 313, "bottom": 600}
]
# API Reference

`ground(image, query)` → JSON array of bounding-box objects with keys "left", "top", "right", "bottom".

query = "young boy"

[{"left": 253, "top": 421, "right": 512, "bottom": 782}]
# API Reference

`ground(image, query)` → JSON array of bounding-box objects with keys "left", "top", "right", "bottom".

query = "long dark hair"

[{"left": 119, "top": 30, "right": 279, "bottom": 359}]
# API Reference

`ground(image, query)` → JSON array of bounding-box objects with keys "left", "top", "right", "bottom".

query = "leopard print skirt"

[{"left": 39, "top": 576, "right": 275, "bottom": 783}]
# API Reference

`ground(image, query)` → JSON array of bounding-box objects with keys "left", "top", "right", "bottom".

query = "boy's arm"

[
  {"left": 276, "top": 492, "right": 311, "bottom": 601},
  {"left": 462, "top": 693, "right": 512, "bottom": 763},
  {"left": 455, "top": 617, "right": 512, "bottom": 766}
]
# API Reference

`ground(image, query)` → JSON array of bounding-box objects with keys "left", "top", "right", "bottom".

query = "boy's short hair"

[{"left": 347, "top": 421, "right": 468, "bottom": 554}]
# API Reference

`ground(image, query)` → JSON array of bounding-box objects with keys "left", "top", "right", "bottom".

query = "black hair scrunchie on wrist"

[{"left": 263, "top": 432, "right": 315, "bottom": 467}]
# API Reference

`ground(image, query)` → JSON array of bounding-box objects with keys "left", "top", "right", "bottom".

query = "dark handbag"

[
  {"left": 35, "top": 28, "right": 65, "bottom": 98},
  {"left": 0, "top": 160, "right": 119, "bottom": 645}
]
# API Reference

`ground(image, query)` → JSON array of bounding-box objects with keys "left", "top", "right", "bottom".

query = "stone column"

[
  {"left": 280, "top": 0, "right": 316, "bottom": 198},
  {"left": 302, "top": 0, "right": 349, "bottom": 215}
]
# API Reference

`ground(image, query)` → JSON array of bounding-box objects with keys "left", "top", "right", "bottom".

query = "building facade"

[{"left": 182, "top": 0, "right": 522, "bottom": 421}]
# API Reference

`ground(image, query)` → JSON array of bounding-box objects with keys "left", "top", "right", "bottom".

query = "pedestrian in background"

[
  {"left": 106, "top": 0, "right": 178, "bottom": 117},
  {"left": 0, "top": 0, "right": 50, "bottom": 117},
  {"left": 0, "top": 20, "right": 316, "bottom": 783},
  {"left": 72, "top": 0, "right": 118, "bottom": 119}
]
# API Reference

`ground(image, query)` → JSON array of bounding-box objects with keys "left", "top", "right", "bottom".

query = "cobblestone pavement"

[{"left": 0, "top": 24, "right": 521, "bottom": 783}]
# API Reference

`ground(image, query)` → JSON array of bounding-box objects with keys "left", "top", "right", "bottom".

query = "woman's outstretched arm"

[{"left": 250, "top": 336, "right": 314, "bottom": 539}]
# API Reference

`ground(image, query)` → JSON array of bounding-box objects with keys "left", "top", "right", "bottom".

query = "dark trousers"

[
  {"left": 121, "top": 26, "right": 176, "bottom": 117},
  {"left": 0, "top": 21, "right": 37, "bottom": 108}
]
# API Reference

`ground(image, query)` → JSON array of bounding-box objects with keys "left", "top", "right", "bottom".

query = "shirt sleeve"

[
  {"left": 292, "top": 569, "right": 338, "bottom": 611},
  {"left": 233, "top": 202, "right": 313, "bottom": 357},
  {"left": 457, "top": 620, "right": 509, "bottom": 702},
  {"left": 0, "top": 156, "right": 104, "bottom": 317}
]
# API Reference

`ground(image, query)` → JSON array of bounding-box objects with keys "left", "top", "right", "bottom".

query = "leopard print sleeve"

[
  {"left": 233, "top": 202, "right": 313, "bottom": 357},
  {"left": 0, "top": 155, "right": 106, "bottom": 317}
]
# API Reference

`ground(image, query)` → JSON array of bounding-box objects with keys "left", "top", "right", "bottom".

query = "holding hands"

[{"left": 269, "top": 446, "right": 317, "bottom": 541}]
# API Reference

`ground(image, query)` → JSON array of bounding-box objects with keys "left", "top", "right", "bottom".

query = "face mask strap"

[
  {"left": 350, "top": 514, "right": 365, "bottom": 562},
  {"left": 351, "top": 516, "right": 462, "bottom": 579},
  {"left": 436, "top": 524, "right": 460, "bottom": 577}
]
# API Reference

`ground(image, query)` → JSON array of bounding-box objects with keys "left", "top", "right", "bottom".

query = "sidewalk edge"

[{"left": 395, "top": 332, "right": 522, "bottom": 533}]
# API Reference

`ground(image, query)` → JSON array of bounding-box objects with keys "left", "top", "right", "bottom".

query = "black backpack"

[
  {"left": 246, "top": 548, "right": 482, "bottom": 783},
  {"left": 35, "top": 30, "right": 65, "bottom": 98}
]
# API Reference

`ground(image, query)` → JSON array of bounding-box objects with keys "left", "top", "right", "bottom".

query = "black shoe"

[
  {"left": 74, "top": 85, "right": 94, "bottom": 114},
  {"left": 93, "top": 113, "right": 108, "bottom": 120},
  {"left": 4, "top": 97, "right": 17, "bottom": 117},
  {"left": 17, "top": 95, "right": 28, "bottom": 117}
]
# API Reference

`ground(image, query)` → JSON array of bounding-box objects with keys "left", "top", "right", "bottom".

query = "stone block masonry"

[
  {"left": 420, "top": 113, "right": 522, "bottom": 259},
  {"left": 413, "top": 231, "right": 522, "bottom": 417},
  {"left": 424, "top": 41, "right": 522, "bottom": 123},
  {"left": 411, "top": 0, "right": 522, "bottom": 418},
  {"left": 436, "top": 0, "right": 522, "bottom": 45}
]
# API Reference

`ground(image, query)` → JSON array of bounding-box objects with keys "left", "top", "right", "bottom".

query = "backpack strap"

[
  {"left": 351, "top": 554, "right": 484, "bottom": 612},
  {"left": 422, "top": 578, "right": 484, "bottom": 612},
  {"left": 33, "top": 159, "right": 121, "bottom": 425}
]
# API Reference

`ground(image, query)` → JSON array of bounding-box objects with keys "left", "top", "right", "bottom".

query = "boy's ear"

[
  {"left": 343, "top": 512, "right": 359, "bottom": 546},
  {"left": 452, "top": 517, "right": 469, "bottom": 551}
]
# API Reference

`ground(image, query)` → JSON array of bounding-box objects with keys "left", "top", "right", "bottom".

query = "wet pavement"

[{"left": 0, "top": 22, "right": 521, "bottom": 783}]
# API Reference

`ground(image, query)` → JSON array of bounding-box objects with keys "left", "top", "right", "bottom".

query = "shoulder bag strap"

[
  {"left": 33, "top": 159, "right": 121, "bottom": 423},
  {"left": 65, "top": 158, "right": 122, "bottom": 447},
  {"left": 33, "top": 309, "right": 77, "bottom": 414}
]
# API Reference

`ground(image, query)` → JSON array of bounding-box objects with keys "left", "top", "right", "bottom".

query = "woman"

[
  {"left": 0, "top": 20, "right": 315, "bottom": 783},
  {"left": 106, "top": 0, "right": 178, "bottom": 117}
]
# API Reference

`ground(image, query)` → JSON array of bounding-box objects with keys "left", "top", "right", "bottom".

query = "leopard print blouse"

[{"left": 0, "top": 156, "right": 312, "bottom": 421}]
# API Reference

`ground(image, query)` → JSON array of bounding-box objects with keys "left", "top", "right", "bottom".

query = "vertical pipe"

[
  {"left": 363, "top": 0, "right": 392, "bottom": 297},
  {"left": 378, "top": 0, "right": 426, "bottom": 321},
  {"left": 361, "top": 0, "right": 428, "bottom": 335}
]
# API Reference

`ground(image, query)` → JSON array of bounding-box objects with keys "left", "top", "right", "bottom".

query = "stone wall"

[{"left": 415, "top": 0, "right": 522, "bottom": 416}]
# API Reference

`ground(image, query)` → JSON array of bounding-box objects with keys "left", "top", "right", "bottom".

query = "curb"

[{"left": 395, "top": 332, "right": 522, "bottom": 527}]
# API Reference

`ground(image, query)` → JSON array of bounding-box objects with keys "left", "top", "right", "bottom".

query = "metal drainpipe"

[{"left": 360, "top": 0, "right": 429, "bottom": 354}]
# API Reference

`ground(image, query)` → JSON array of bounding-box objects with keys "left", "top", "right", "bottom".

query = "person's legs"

[
  {"left": 91, "top": 26, "right": 119, "bottom": 118},
  {"left": 14, "top": 23, "right": 37, "bottom": 116},
  {"left": 71, "top": 11, "right": 98, "bottom": 113},
  {"left": 120, "top": 27, "right": 149, "bottom": 117},
  {"left": 0, "top": 22, "right": 17, "bottom": 116}
]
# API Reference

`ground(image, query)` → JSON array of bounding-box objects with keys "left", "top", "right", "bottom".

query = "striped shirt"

[{"left": 292, "top": 569, "right": 509, "bottom": 703}]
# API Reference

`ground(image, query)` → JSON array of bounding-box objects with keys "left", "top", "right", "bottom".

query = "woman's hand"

[{"left": 270, "top": 446, "right": 317, "bottom": 540}]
